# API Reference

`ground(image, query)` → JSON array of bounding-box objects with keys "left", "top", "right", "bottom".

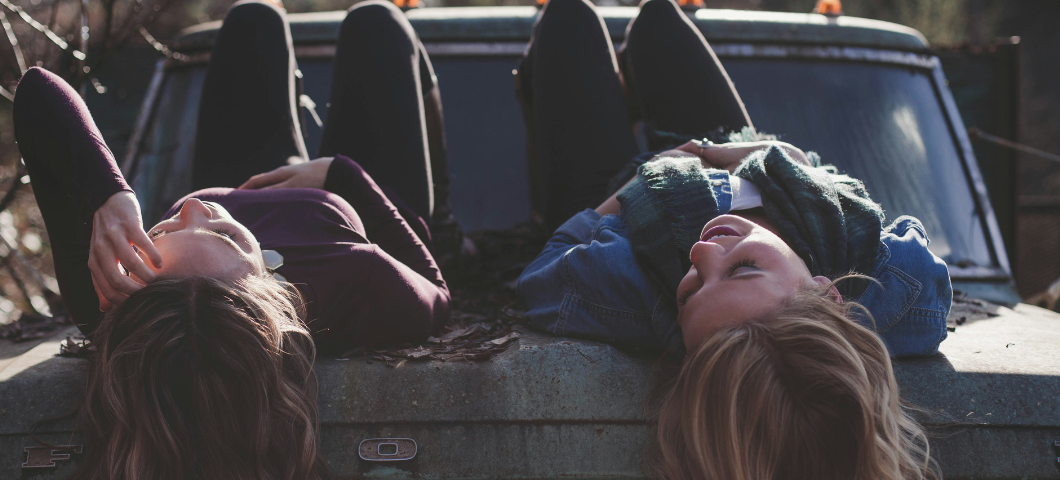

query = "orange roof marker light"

[
  {"left": 393, "top": 0, "right": 420, "bottom": 10},
  {"left": 677, "top": 0, "right": 705, "bottom": 10},
  {"left": 814, "top": 0, "right": 843, "bottom": 16}
]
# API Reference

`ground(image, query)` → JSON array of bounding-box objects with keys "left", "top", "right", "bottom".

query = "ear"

[{"left": 811, "top": 275, "right": 843, "bottom": 304}]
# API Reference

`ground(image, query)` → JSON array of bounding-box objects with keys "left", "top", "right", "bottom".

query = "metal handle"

[{"left": 358, "top": 438, "right": 417, "bottom": 462}]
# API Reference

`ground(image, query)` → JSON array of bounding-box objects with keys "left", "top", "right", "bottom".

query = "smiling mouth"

[{"left": 700, "top": 225, "right": 741, "bottom": 243}]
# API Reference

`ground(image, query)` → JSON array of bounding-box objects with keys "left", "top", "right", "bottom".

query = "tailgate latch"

[{"left": 359, "top": 438, "right": 417, "bottom": 462}]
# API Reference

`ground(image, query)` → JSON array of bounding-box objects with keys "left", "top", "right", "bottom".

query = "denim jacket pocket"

[{"left": 858, "top": 264, "right": 922, "bottom": 333}]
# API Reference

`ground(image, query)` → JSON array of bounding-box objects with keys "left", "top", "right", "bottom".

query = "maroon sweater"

[
  {"left": 15, "top": 67, "right": 449, "bottom": 354},
  {"left": 158, "top": 157, "right": 450, "bottom": 354}
]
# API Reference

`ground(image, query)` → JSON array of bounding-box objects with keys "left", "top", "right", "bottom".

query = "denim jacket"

[{"left": 517, "top": 177, "right": 952, "bottom": 357}]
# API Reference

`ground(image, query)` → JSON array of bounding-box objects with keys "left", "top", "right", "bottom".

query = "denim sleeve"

[
  {"left": 517, "top": 209, "right": 675, "bottom": 349},
  {"left": 855, "top": 216, "right": 952, "bottom": 357}
]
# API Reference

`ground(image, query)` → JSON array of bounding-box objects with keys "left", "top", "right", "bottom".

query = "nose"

[
  {"left": 689, "top": 241, "right": 726, "bottom": 278},
  {"left": 177, "top": 198, "right": 214, "bottom": 224}
]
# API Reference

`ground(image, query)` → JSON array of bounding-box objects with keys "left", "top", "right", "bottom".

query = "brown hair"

[
  {"left": 651, "top": 284, "right": 938, "bottom": 480},
  {"left": 71, "top": 275, "right": 326, "bottom": 480}
]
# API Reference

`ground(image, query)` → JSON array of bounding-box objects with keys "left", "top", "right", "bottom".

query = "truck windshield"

[{"left": 723, "top": 59, "right": 994, "bottom": 269}]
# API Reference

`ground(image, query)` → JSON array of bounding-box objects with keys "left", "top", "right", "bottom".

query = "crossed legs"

[
  {"left": 621, "top": 0, "right": 753, "bottom": 145},
  {"left": 193, "top": 0, "right": 307, "bottom": 192},
  {"left": 193, "top": 0, "right": 441, "bottom": 223},
  {"left": 518, "top": 0, "right": 754, "bottom": 228}
]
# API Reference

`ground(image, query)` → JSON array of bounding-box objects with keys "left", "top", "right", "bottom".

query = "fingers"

[
  {"left": 90, "top": 241, "right": 146, "bottom": 296},
  {"left": 92, "top": 281, "right": 112, "bottom": 312},
  {"left": 239, "top": 167, "right": 293, "bottom": 190},
  {"left": 261, "top": 179, "right": 295, "bottom": 190},
  {"left": 129, "top": 227, "right": 163, "bottom": 269},
  {"left": 674, "top": 141, "right": 705, "bottom": 157},
  {"left": 115, "top": 240, "right": 156, "bottom": 283},
  {"left": 88, "top": 254, "right": 128, "bottom": 308}
]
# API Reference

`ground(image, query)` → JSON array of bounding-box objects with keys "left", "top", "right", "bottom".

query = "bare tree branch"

[
  {"left": 0, "top": 9, "right": 26, "bottom": 74},
  {"left": 0, "top": 0, "right": 85, "bottom": 60}
]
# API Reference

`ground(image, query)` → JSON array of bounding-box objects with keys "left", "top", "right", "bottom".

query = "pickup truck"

[{"left": 2, "top": 6, "right": 1059, "bottom": 480}]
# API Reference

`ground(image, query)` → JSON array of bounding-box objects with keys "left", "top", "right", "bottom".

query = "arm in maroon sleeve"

[
  {"left": 312, "top": 245, "right": 450, "bottom": 354},
  {"left": 12, "top": 67, "right": 131, "bottom": 333},
  {"left": 13, "top": 68, "right": 131, "bottom": 225},
  {"left": 323, "top": 155, "right": 446, "bottom": 292}
]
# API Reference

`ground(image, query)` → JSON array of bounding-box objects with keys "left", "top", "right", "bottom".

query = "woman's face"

[
  {"left": 142, "top": 199, "right": 265, "bottom": 280},
  {"left": 676, "top": 214, "right": 825, "bottom": 351}
]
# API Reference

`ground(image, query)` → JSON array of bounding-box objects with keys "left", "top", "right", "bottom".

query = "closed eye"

[
  {"left": 727, "top": 259, "right": 758, "bottom": 277},
  {"left": 149, "top": 227, "right": 241, "bottom": 246},
  {"left": 210, "top": 228, "right": 238, "bottom": 240}
]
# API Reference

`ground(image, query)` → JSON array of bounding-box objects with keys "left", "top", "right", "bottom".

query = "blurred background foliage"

[{"left": 0, "top": 0, "right": 1057, "bottom": 325}]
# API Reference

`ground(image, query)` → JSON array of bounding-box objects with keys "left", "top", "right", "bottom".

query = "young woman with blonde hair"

[
  {"left": 14, "top": 1, "right": 449, "bottom": 477},
  {"left": 652, "top": 284, "right": 938, "bottom": 480},
  {"left": 515, "top": 0, "right": 952, "bottom": 477}
]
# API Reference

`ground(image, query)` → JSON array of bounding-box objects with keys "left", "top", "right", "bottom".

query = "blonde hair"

[
  {"left": 651, "top": 284, "right": 938, "bottom": 480},
  {"left": 72, "top": 275, "right": 326, "bottom": 480}
]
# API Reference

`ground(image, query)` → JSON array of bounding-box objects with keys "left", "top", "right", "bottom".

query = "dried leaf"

[
  {"left": 399, "top": 347, "right": 433, "bottom": 359},
  {"left": 489, "top": 332, "right": 520, "bottom": 345},
  {"left": 438, "top": 327, "right": 470, "bottom": 343}
]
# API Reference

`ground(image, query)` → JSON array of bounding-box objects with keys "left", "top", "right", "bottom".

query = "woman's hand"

[
  {"left": 239, "top": 157, "right": 334, "bottom": 190},
  {"left": 674, "top": 140, "right": 810, "bottom": 173},
  {"left": 89, "top": 191, "right": 163, "bottom": 311}
]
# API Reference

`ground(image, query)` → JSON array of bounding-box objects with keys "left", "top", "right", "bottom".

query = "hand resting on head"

[{"left": 88, "top": 191, "right": 162, "bottom": 311}]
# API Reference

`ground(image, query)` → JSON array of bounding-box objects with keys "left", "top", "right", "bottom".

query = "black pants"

[
  {"left": 194, "top": 0, "right": 442, "bottom": 222},
  {"left": 518, "top": 0, "right": 753, "bottom": 229}
]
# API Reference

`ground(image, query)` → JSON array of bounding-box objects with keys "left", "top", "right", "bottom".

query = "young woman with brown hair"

[
  {"left": 515, "top": 0, "right": 951, "bottom": 477},
  {"left": 13, "top": 1, "right": 449, "bottom": 477},
  {"left": 75, "top": 276, "right": 322, "bottom": 479}
]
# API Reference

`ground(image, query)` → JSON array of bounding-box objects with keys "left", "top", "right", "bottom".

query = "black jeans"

[
  {"left": 194, "top": 0, "right": 443, "bottom": 222},
  {"left": 518, "top": 0, "right": 753, "bottom": 229}
]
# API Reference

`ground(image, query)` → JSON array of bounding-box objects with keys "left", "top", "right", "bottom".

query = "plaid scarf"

[{"left": 618, "top": 145, "right": 883, "bottom": 302}]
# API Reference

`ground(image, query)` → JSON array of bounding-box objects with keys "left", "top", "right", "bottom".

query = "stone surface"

[{"left": 1, "top": 303, "right": 1059, "bottom": 479}]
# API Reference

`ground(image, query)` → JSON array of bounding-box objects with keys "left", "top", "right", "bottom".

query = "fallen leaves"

[
  {"left": 349, "top": 322, "right": 522, "bottom": 367},
  {"left": 0, "top": 312, "right": 71, "bottom": 343},
  {"left": 59, "top": 335, "right": 94, "bottom": 357},
  {"left": 339, "top": 223, "right": 546, "bottom": 367}
]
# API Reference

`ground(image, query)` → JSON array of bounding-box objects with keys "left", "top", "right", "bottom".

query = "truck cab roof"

[{"left": 173, "top": 7, "right": 930, "bottom": 51}]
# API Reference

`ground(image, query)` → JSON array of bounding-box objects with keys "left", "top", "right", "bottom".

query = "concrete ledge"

[{"left": 2, "top": 303, "right": 1059, "bottom": 479}]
